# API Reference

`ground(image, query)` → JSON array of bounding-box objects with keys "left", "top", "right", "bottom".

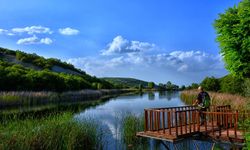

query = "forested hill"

[
  {"left": 102, "top": 77, "right": 149, "bottom": 88},
  {"left": 0, "top": 47, "right": 114, "bottom": 91}
]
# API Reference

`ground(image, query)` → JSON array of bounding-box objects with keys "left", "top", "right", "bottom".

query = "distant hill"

[
  {"left": 0, "top": 47, "right": 114, "bottom": 91},
  {"left": 102, "top": 77, "right": 149, "bottom": 88}
]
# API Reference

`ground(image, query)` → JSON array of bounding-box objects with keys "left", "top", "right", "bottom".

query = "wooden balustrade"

[{"left": 142, "top": 105, "right": 248, "bottom": 141}]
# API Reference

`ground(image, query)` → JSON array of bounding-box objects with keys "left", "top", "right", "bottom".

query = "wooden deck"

[{"left": 136, "top": 105, "right": 249, "bottom": 143}]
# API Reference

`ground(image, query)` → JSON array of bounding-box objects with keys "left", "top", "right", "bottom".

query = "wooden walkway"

[{"left": 136, "top": 105, "right": 250, "bottom": 143}]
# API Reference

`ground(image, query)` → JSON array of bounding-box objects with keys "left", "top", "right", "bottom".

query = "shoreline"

[{"left": 0, "top": 89, "right": 136, "bottom": 109}]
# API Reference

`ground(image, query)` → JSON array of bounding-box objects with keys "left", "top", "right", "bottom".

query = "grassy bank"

[
  {"left": 0, "top": 113, "right": 100, "bottom": 150},
  {"left": 0, "top": 89, "right": 132, "bottom": 108},
  {"left": 180, "top": 90, "right": 249, "bottom": 110}
]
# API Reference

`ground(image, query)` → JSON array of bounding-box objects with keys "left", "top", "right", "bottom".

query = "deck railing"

[{"left": 143, "top": 105, "right": 249, "bottom": 140}]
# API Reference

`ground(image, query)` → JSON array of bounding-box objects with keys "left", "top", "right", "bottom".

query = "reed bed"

[
  {"left": 180, "top": 90, "right": 249, "bottom": 110},
  {"left": 0, "top": 112, "right": 100, "bottom": 150},
  {"left": 121, "top": 113, "right": 148, "bottom": 149},
  {"left": 0, "top": 89, "right": 130, "bottom": 108}
]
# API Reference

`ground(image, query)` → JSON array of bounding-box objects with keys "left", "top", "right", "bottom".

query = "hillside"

[
  {"left": 0, "top": 47, "right": 114, "bottom": 91},
  {"left": 102, "top": 77, "right": 149, "bottom": 88}
]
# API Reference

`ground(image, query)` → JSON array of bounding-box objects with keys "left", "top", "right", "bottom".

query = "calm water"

[{"left": 74, "top": 91, "right": 231, "bottom": 150}]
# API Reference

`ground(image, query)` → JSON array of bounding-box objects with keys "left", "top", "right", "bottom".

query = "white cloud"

[
  {"left": 17, "top": 35, "right": 53, "bottom": 45},
  {"left": 101, "top": 35, "right": 156, "bottom": 55},
  {"left": 17, "top": 35, "right": 39, "bottom": 45},
  {"left": 0, "top": 29, "right": 8, "bottom": 34},
  {"left": 68, "top": 50, "right": 225, "bottom": 74},
  {"left": 40, "top": 37, "right": 53, "bottom": 45},
  {"left": 58, "top": 27, "right": 79, "bottom": 35},
  {"left": 12, "top": 26, "right": 52, "bottom": 35},
  {"left": 68, "top": 36, "right": 227, "bottom": 85}
]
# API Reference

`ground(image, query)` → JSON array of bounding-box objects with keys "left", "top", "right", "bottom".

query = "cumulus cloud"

[
  {"left": 17, "top": 35, "right": 39, "bottom": 45},
  {"left": 17, "top": 35, "right": 53, "bottom": 45},
  {"left": 58, "top": 27, "right": 79, "bottom": 35},
  {"left": 40, "top": 37, "right": 53, "bottom": 45},
  {"left": 12, "top": 26, "right": 52, "bottom": 35},
  {"left": 101, "top": 35, "right": 156, "bottom": 55},
  {"left": 67, "top": 35, "right": 227, "bottom": 84},
  {"left": 0, "top": 29, "right": 8, "bottom": 34},
  {"left": 68, "top": 50, "right": 225, "bottom": 77}
]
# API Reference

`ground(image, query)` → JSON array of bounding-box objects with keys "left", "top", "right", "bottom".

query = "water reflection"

[
  {"left": 74, "top": 91, "right": 239, "bottom": 149},
  {"left": 148, "top": 92, "right": 155, "bottom": 100},
  {"left": 75, "top": 91, "right": 187, "bottom": 149}
]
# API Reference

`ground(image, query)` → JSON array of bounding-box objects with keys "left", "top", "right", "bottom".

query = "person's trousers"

[{"left": 199, "top": 108, "right": 207, "bottom": 124}]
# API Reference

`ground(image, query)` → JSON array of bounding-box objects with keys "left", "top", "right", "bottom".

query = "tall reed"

[
  {"left": 0, "top": 113, "right": 100, "bottom": 150},
  {"left": 180, "top": 90, "right": 249, "bottom": 110},
  {"left": 121, "top": 113, "right": 148, "bottom": 149}
]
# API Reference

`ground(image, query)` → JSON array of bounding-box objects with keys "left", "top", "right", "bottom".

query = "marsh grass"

[
  {"left": 0, "top": 89, "right": 130, "bottom": 108},
  {"left": 180, "top": 90, "right": 249, "bottom": 110},
  {"left": 0, "top": 113, "right": 100, "bottom": 150},
  {"left": 121, "top": 113, "right": 148, "bottom": 149}
]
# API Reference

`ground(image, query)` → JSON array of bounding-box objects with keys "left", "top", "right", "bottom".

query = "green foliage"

[
  {"left": 244, "top": 78, "right": 250, "bottom": 97},
  {"left": 214, "top": 0, "right": 250, "bottom": 78},
  {"left": 0, "top": 113, "right": 100, "bottom": 150},
  {"left": 219, "top": 75, "right": 244, "bottom": 94},
  {"left": 186, "top": 83, "right": 199, "bottom": 90},
  {"left": 148, "top": 82, "right": 155, "bottom": 89},
  {"left": 201, "top": 76, "right": 220, "bottom": 92},
  {"left": 0, "top": 48, "right": 115, "bottom": 91},
  {"left": 165, "top": 81, "right": 179, "bottom": 91},
  {"left": 102, "top": 77, "right": 148, "bottom": 88}
]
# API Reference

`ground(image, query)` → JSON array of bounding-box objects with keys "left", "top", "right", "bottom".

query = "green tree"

[
  {"left": 214, "top": 0, "right": 250, "bottom": 78},
  {"left": 148, "top": 82, "right": 155, "bottom": 89},
  {"left": 219, "top": 75, "right": 244, "bottom": 94},
  {"left": 165, "top": 81, "right": 172, "bottom": 90},
  {"left": 201, "top": 76, "right": 220, "bottom": 92}
]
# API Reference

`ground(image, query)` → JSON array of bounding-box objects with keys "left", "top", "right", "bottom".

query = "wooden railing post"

[
  {"left": 212, "top": 113, "right": 214, "bottom": 135},
  {"left": 175, "top": 111, "right": 178, "bottom": 137},
  {"left": 162, "top": 110, "right": 165, "bottom": 134},
  {"left": 234, "top": 110, "right": 238, "bottom": 139},
  {"left": 150, "top": 110, "right": 153, "bottom": 131},
  {"left": 168, "top": 111, "right": 171, "bottom": 135},
  {"left": 144, "top": 109, "right": 148, "bottom": 132}
]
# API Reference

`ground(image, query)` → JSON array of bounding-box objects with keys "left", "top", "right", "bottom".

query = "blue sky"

[{"left": 0, "top": 0, "right": 241, "bottom": 85}]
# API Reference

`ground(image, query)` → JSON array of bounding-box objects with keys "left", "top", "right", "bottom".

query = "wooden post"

[
  {"left": 175, "top": 111, "right": 178, "bottom": 137},
  {"left": 144, "top": 109, "right": 148, "bottom": 132},
  {"left": 193, "top": 111, "right": 196, "bottom": 132},
  {"left": 234, "top": 110, "right": 238, "bottom": 139},
  {"left": 157, "top": 111, "right": 160, "bottom": 132},
  {"left": 154, "top": 111, "right": 157, "bottom": 131},
  {"left": 150, "top": 110, "right": 153, "bottom": 131},
  {"left": 184, "top": 111, "right": 187, "bottom": 134},
  {"left": 162, "top": 110, "right": 165, "bottom": 134},
  {"left": 197, "top": 111, "right": 200, "bottom": 132},
  {"left": 189, "top": 110, "right": 191, "bottom": 133},
  {"left": 226, "top": 112, "right": 229, "bottom": 137},
  {"left": 212, "top": 113, "right": 214, "bottom": 135},
  {"left": 179, "top": 112, "right": 183, "bottom": 135},
  {"left": 168, "top": 111, "right": 171, "bottom": 135},
  {"left": 205, "top": 113, "right": 207, "bottom": 135}
]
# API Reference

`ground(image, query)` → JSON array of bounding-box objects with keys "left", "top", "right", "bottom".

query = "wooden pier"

[{"left": 136, "top": 105, "right": 250, "bottom": 144}]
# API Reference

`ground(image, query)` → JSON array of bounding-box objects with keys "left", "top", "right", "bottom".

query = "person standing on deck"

[{"left": 193, "top": 86, "right": 211, "bottom": 125}]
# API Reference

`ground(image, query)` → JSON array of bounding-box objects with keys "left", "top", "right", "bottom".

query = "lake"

[
  {"left": 0, "top": 91, "right": 235, "bottom": 149},
  {"left": 74, "top": 91, "right": 231, "bottom": 150}
]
